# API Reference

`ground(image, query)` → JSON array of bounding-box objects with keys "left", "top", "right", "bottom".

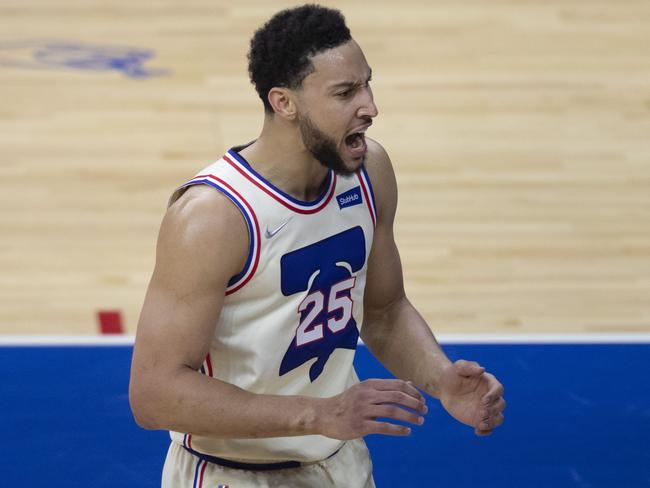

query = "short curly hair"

[{"left": 248, "top": 4, "right": 352, "bottom": 113}]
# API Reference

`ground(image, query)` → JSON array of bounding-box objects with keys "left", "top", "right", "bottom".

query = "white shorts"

[{"left": 161, "top": 437, "right": 375, "bottom": 488}]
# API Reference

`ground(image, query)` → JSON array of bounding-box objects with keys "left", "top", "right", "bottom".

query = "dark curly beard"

[{"left": 298, "top": 113, "right": 357, "bottom": 177}]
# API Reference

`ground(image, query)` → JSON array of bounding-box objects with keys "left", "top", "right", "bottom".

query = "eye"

[{"left": 336, "top": 89, "right": 353, "bottom": 98}]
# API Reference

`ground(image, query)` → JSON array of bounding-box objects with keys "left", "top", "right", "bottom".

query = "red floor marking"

[{"left": 98, "top": 311, "right": 124, "bottom": 334}]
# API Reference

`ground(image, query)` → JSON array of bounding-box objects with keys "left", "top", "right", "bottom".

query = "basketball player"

[{"left": 129, "top": 5, "right": 505, "bottom": 487}]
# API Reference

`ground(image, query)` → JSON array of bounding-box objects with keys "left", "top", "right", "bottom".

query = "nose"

[{"left": 358, "top": 87, "right": 379, "bottom": 119}]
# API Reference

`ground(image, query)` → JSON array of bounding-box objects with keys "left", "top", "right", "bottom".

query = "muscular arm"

[
  {"left": 361, "top": 140, "right": 451, "bottom": 398},
  {"left": 129, "top": 184, "right": 426, "bottom": 440},
  {"left": 361, "top": 139, "right": 506, "bottom": 435},
  {"left": 129, "top": 186, "right": 319, "bottom": 438}
]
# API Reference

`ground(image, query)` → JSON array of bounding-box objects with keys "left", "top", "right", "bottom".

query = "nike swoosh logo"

[{"left": 265, "top": 217, "right": 292, "bottom": 238}]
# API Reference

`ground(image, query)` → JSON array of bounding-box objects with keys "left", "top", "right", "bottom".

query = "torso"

[{"left": 167, "top": 147, "right": 378, "bottom": 462}]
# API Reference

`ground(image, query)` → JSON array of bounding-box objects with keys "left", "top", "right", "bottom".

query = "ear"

[{"left": 267, "top": 87, "right": 298, "bottom": 120}]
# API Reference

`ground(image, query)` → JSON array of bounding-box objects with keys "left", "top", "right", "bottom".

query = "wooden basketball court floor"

[
  {"left": 1, "top": 1, "right": 650, "bottom": 487},
  {"left": 1, "top": 0, "right": 649, "bottom": 337}
]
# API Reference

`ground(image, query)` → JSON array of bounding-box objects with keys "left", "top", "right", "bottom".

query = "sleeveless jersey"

[{"left": 167, "top": 147, "right": 377, "bottom": 463}]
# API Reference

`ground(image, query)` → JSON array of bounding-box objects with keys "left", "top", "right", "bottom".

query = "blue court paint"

[
  {"left": 0, "top": 346, "right": 168, "bottom": 487},
  {"left": 1, "top": 343, "right": 649, "bottom": 487},
  {"left": 361, "top": 344, "right": 650, "bottom": 487}
]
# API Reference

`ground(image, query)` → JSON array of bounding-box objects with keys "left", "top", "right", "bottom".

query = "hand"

[
  {"left": 317, "top": 379, "right": 428, "bottom": 440},
  {"left": 439, "top": 360, "right": 506, "bottom": 436}
]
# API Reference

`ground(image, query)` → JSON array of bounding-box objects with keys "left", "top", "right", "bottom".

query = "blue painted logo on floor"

[{"left": 0, "top": 40, "right": 170, "bottom": 78}]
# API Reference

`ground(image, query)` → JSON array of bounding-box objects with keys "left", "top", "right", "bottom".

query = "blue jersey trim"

[
  {"left": 179, "top": 179, "right": 255, "bottom": 288},
  {"left": 227, "top": 149, "right": 333, "bottom": 207},
  {"left": 183, "top": 444, "right": 343, "bottom": 471},
  {"left": 192, "top": 458, "right": 202, "bottom": 488},
  {"left": 184, "top": 446, "right": 301, "bottom": 471},
  {"left": 360, "top": 165, "right": 377, "bottom": 212}
]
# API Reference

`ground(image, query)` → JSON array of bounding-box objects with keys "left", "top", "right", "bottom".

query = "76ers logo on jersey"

[{"left": 279, "top": 226, "right": 366, "bottom": 382}]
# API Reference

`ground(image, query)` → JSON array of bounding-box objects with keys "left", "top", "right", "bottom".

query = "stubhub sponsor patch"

[{"left": 336, "top": 186, "right": 363, "bottom": 210}]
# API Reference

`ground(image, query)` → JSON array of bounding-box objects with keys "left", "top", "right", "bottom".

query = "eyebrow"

[{"left": 329, "top": 68, "right": 373, "bottom": 90}]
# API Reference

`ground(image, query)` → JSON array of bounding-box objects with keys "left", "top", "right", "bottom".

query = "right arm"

[{"left": 129, "top": 185, "right": 425, "bottom": 440}]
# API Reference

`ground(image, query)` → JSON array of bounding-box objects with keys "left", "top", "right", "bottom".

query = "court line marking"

[
  {"left": 1, "top": 333, "right": 649, "bottom": 346},
  {"left": 435, "top": 333, "right": 650, "bottom": 344},
  {"left": 0, "top": 335, "right": 136, "bottom": 346}
]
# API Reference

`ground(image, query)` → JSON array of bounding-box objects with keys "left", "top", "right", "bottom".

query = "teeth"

[{"left": 349, "top": 127, "right": 369, "bottom": 137}]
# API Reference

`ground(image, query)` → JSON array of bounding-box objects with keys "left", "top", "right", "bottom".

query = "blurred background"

[
  {"left": 2, "top": 0, "right": 649, "bottom": 337},
  {"left": 2, "top": 1, "right": 650, "bottom": 487}
]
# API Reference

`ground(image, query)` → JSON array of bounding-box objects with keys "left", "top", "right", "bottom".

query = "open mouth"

[
  {"left": 345, "top": 131, "right": 365, "bottom": 148},
  {"left": 344, "top": 130, "right": 368, "bottom": 159}
]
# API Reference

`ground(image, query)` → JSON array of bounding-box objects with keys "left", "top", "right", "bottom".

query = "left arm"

[{"left": 361, "top": 138, "right": 505, "bottom": 435}]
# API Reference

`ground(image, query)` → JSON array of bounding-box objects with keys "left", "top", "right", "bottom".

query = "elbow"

[
  {"left": 130, "top": 404, "right": 158, "bottom": 431},
  {"left": 360, "top": 309, "right": 389, "bottom": 342},
  {"left": 129, "top": 377, "right": 164, "bottom": 430}
]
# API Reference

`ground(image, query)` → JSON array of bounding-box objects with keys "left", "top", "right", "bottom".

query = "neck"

[{"left": 238, "top": 115, "right": 330, "bottom": 202}]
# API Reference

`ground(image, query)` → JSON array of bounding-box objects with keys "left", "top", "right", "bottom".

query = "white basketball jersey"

[{"left": 168, "top": 146, "right": 377, "bottom": 463}]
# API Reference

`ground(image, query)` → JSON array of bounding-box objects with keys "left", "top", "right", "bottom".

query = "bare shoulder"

[
  {"left": 167, "top": 184, "right": 246, "bottom": 233},
  {"left": 158, "top": 184, "right": 249, "bottom": 283},
  {"left": 363, "top": 137, "right": 398, "bottom": 224},
  {"left": 364, "top": 138, "right": 394, "bottom": 178}
]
